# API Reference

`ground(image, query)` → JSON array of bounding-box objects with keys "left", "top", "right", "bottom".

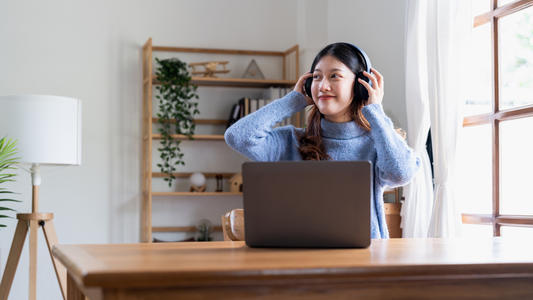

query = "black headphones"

[{"left": 304, "top": 43, "right": 373, "bottom": 103}]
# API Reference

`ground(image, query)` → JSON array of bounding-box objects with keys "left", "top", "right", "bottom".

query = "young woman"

[{"left": 224, "top": 42, "right": 420, "bottom": 239}]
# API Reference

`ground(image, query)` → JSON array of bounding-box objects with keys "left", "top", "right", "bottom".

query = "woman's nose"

[{"left": 319, "top": 79, "right": 331, "bottom": 92}]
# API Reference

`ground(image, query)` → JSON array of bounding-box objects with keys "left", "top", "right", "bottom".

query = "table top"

[{"left": 53, "top": 238, "right": 533, "bottom": 289}]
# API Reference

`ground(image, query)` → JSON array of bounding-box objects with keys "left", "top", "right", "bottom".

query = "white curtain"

[
  {"left": 401, "top": 0, "right": 434, "bottom": 238},
  {"left": 403, "top": 0, "right": 471, "bottom": 237},
  {"left": 425, "top": 0, "right": 471, "bottom": 237}
]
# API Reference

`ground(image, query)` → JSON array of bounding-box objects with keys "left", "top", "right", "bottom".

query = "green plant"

[
  {"left": 0, "top": 137, "right": 20, "bottom": 229},
  {"left": 155, "top": 57, "right": 200, "bottom": 187}
]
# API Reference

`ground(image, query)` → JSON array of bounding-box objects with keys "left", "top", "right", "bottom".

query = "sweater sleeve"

[
  {"left": 362, "top": 103, "right": 420, "bottom": 187},
  {"left": 224, "top": 91, "right": 308, "bottom": 161}
]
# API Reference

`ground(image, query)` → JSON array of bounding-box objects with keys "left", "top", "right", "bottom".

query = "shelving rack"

[{"left": 141, "top": 38, "right": 299, "bottom": 242}]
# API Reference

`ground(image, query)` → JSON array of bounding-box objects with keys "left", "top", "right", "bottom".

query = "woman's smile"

[{"left": 318, "top": 94, "right": 335, "bottom": 100}]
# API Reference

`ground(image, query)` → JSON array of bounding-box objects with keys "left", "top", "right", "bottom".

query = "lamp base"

[{"left": 0, "top": 213, "right": 67, "bottom": 300}]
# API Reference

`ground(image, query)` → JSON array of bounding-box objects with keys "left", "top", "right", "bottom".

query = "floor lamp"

[{"left": 0, "top": 95, "right": 82, "bottom": 300}]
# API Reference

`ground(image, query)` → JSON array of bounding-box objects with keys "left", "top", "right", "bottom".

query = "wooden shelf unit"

[{"left": 141, "top": 38, "right": 300, "bottom": 243}]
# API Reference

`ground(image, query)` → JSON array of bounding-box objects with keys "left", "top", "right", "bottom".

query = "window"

[{"left": 458, "top": 0, "right": 533, "bottom": 236}]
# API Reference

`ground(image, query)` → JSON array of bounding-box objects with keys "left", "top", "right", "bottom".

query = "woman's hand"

[
  {"left": 358, "top": 67, "right": 384, "bottom": 105},
  {"left": 293, "top": 72, "right": 314, "bottom": 105}
]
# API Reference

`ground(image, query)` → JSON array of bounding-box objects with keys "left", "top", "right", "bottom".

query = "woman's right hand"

[{"left": 293, "top": 72, "right": 314, "bottom": 105}]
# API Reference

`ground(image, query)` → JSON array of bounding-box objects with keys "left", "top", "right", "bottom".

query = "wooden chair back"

[{"left": 221, "top": 204, "right": 402, "bottom": 241}]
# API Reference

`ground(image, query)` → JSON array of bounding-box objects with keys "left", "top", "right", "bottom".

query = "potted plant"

[
  {"left": 0, "top": 137, "right": 19, "bottom": 229},
  {"left": 154, "top": 58, "right": 200, "bottom": 187}
]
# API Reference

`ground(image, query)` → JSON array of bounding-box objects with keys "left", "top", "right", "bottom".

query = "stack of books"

[{"left": 227, "top": 87, "right": 305, "bottom": 129}]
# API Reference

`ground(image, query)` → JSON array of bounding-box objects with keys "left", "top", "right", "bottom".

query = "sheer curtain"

[
  {"left": 425, "top": 0, "right": 470, "bottom": 237},
  {"left": 403, "top": 0, "right": 471, "bottom": 237},
  {"left": 401, "top": 0, "right": 434, "bottom": 238}
]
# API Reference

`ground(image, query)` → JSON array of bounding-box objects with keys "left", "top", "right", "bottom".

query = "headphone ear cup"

[
  {"left": 354, "top": 73, "right": 369, "bottom": 103},
  {"left": 304, "top": 77, "right": 313, "bottom": 98}
]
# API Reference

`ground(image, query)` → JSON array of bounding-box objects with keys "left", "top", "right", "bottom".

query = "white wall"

[
  {"left": 328, "top": 0, "right": 408, "bottom": 128},
  {"left": 0, "top": 1, "right": 407, "bottom": 299}
]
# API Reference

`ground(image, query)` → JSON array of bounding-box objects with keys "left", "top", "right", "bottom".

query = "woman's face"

[{"left": 311, "top": 55, "right": 356, "bottom": 123}]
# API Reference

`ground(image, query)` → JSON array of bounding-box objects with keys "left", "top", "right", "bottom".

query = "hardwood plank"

[
  {"left": 462, "top": 214, "right": 533, "bottom": 226},
  {"left": 152, "top": 117, "right": 226, "bottom": 125},
  {"left": 461, "top": 213, "right": 494, "bottom": 225},
  {"left": 42, "top": 220, "right": 67, "bottom": 300},
  {"left": 152, "top": 172, "right": 235, "bottom": 178},
  {"left": 141, "top": 37, "right": 153, "bottom": 243},
  {"left": 152, "top": 192, "right": 241, "bottom": 197},
  {"left": 67, "top": 273, "right": 86, "bottom": 300},
  {"left": 496, "top": 215, "right": 533, "bottom": 226},
  {"left": 101, "top": 278, "right": 533, "bottom": 300},
  {"left": 52, "top": 239, "right": 533, "bottom": 289},
  {"left": 284, "top": 44, "right": 299, "bottom": 55},
  {"left": 29, "top": 220, "right": 38, "bottom": 300},
  {"left": 151, "top": 134, "right": 224, "bottom": 140},
  {"left": 0, "top": 220, "right": 29, "bottom": 299},
  {"left": 153, "top": 77, "right": 296, "bottom": 88},
  {"left": 474, "top": 0, "right": 533, "bottom": 27},
  {"left": 152, "top": 46, "right": 284, "bottom": 56},
  {"left": 152, "top": 226, "right": 223, "bottom": 233}
]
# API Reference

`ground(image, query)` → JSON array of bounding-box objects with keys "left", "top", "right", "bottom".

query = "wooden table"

[{"left": 52, "top": 238, "right": 533, "bottom": 300}]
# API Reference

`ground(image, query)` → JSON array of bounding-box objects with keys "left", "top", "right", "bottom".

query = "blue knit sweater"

[{"left": 224, "top": 91, "right": 420, "bottom": 238}]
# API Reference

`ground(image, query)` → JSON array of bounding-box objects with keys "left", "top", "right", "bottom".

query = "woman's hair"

[{"left": 298, "top": 42, "right": 371, "bottom": 161}]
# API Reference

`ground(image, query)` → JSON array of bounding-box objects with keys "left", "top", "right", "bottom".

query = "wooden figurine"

[
  {"left": 190, "top": 185, "right": 206, "bottom": 192},
  {"left": 189, "top": 172, "right": 207, "bottom": 192},
  {"left": 229, "top": 173, "right": 243, "bottom": 193},
  {"left": 215, "top": 174, "right": 224, "bottom": 192},
  {"left": 188, "top": 61, "right": 230, "bottom": 77}
]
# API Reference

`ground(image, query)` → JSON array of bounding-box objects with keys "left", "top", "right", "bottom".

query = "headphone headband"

[{"left": 344, "top": 43, "right": 372, "bottom": 76}]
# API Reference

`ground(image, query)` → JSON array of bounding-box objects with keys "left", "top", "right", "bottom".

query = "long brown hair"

[{"left": 298, "top": 43, "right": 371, "bottom": 161}]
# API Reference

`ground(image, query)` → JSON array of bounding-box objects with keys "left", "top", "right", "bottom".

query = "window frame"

[{"left": 461, "top": 0, "right": 533, "bottom": 236}]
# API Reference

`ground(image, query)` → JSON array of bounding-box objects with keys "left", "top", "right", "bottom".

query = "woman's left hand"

[{"left": 358, "top": 67, "right": 384, "bottom": 105}]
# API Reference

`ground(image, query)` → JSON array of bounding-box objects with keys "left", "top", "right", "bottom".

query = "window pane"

[
  {"left": 499, "top": 6, "right": 533, "bottom": 110},
  {"left": 498, "top": 0, "right": 517, "bottom": 7},
  {"left": 500, "top": 226, "right": 533, "bottom": 240},
  {"left": 457, "top": 124, "right": 493, "bottom": 214},
  {"left": 472, "top": 0, "right": 491, "bottom": 17},
  {"left": 465, "top": 23, "right": 493, "bottom": 116},
  {"left": 500, "top": 117, "right": 533, "bottom": 215},
  {"left": 461, "top": 224, "right": 493, "bottom": 238}
]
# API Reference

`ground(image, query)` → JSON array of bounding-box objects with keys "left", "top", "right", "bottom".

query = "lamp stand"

[{"left": 0, "top": 165, "right": 67, "bottom": 300}]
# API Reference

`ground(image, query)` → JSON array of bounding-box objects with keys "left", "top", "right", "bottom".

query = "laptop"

[{"left": 242, "top": 161, "right": 372, "bottom": 248}]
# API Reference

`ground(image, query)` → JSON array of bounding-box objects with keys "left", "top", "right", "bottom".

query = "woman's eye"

[
  {"left": 313, "top": 74, "right": 320, "bottom": 80},
  {"left": 331, "top": 73, "right": 340, "bottom": 78}
]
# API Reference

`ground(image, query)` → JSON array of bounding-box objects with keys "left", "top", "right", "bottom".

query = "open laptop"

[{"left": 242, "top": 161, "right": 372, "bottom": 248}]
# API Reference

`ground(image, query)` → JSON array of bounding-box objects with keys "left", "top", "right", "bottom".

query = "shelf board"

[
  {"left": 152, "top": 134, "right": 224, "bottom": 140},
  {"left": 152, "top": 192, "right": 242, "bottom": 197},
  {"left": 153, "top": 76, "right": 296, "bottom": 88},
  {"left": 152, "top": 45, "right": 286, "bottom": 56},
  {"left": 152, "top": 226, "right": 223, "bottom": 233},
  {"left": 152, "top": 117, "right": 226, "bottom": 125},
  {"left": 153, "top": 172, "right": 236, "bottom": 178}
]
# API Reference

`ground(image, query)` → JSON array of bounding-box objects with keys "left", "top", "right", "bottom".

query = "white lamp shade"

[{"left": 0, "top": 95, "right": 82, "bottom": 165}]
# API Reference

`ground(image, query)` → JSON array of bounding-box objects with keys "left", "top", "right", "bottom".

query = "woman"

[{"left": 225, "top": 42, "right": 420, "bottom": 238}]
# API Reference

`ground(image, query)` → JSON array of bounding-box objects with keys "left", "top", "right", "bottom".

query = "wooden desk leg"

[
  {"left": 0, "top": 220, "right": 29, "bottom": 300},
  {"left": 42, "top": 219, "right": 67, "bottom": 300},
  {"left": 29, "top": 219, "right": 38, "bottom": 300},
  {"left": 67, "top": 273, "right": 85, "bottom": 300}
]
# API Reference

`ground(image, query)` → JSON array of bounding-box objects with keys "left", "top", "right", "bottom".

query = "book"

[
  {"left": 250, "top": 98, "right": 258, "bottom": 113},
  {"left": 226, "top": 103, "right": 241, "bottom": 128}
]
